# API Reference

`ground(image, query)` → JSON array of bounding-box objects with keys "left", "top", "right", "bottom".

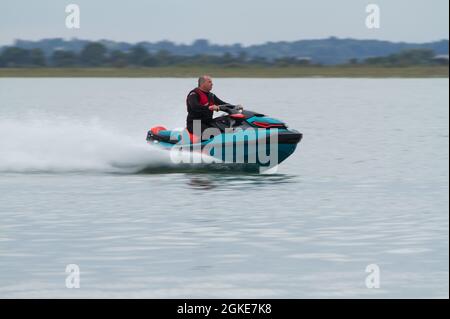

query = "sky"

[{"left": 0, "top": 0, "right": 448, "bottom": 46}]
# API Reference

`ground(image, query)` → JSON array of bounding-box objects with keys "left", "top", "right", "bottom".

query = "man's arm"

[{"left": 213, "top": 94, "right": 228, "bottom": 106}]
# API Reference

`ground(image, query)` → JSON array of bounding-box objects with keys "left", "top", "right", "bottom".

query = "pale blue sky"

[{"left": 0, "top": 0, "right": 448, "bottom": 46}]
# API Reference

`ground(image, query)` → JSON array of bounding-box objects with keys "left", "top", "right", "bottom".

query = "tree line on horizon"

[{"left": 0, "top": 42, "right": 447, "bottom": 68}]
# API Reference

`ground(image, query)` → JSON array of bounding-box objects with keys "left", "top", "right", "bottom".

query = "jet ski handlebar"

[{"left": 218, "top": 104, "right": 244, "bottom": 114}]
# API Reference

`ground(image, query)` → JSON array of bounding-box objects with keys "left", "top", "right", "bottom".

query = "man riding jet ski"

[
  {"left": 186, "top": 75, "right": 235, "bottom": 138},
  {"left": 147, "top": 76, "right": 302, "bottom": 168}
]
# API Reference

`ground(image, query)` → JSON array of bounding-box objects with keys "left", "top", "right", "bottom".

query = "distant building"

[
  {"left": 295, "top": 57, "right": 312, "bottom": 65},
  {"left": 433, "top": 55, "right": 449, "bottom": 65}
]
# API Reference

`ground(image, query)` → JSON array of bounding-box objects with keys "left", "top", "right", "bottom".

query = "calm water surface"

[{"left": 0, "top": 78, "right": 448, "bottom": 298}]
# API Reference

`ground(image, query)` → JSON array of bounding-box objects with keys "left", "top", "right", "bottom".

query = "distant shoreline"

[{"left": 0, "top": 66, "right": 448, "bottom": 78}]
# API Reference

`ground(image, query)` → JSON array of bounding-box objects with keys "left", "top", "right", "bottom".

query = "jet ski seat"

[{"left": 149, "top": 126, "right": 200, "bottom": 144}]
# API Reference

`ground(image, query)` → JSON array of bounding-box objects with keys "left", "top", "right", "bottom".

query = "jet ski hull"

[
  {"left": 147, "top": 106, "right": 302, "bottom": 168},
  {"left": 147, "top": 128, "right": 302, "bottom": 168}
]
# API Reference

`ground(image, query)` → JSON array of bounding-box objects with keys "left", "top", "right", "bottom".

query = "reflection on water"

[
  {"left": 186, "top": 173, "right": 297, "bottom": 191},
  {"left": 135, "top": 163, "right": 261, "bottom": 175},
  {"left": 188, "top": 176, "right": 217, "bottom": 190}
]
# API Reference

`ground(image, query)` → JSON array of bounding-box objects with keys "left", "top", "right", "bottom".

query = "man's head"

[{"left": 198, "top": 75, "right": 213, "bottom": 92}]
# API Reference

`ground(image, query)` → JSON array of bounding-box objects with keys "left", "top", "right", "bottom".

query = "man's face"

[{"left": 201, "top": 77, "right": 213, "bottom": 92}]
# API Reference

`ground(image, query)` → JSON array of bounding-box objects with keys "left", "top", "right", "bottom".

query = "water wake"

[
  {"left": 0, "top": 116, "right": 262, "bottom": 174},
  {"left": 0, "top": 117, "right": 174, "bottom": 174}
]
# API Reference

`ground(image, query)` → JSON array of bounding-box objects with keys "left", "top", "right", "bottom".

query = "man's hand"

[
  {"left": 209, "top": 105, "right": 220, "bottom": 112},
  {"left": 236, "top": 104, "right": 244, "bottom": 111}
]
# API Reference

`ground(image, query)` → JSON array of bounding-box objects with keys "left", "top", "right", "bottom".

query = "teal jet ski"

[{"left": 147, "top": 105, "right": 302, "bottom": 168}]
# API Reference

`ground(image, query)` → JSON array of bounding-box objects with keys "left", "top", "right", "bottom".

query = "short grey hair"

[{"left": 198, "top": 75, "right": 209, "bottom": 87}]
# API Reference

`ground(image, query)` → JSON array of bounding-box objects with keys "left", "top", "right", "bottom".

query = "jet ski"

[{"left": 146, "top": 105, "right": 302, "bottom": 168}]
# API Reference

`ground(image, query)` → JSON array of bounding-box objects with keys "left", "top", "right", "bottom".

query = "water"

[{"left": 0, "top": 78, "right": 448, "bottom": 298}]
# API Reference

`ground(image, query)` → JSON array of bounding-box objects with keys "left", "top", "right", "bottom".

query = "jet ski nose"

[{"left": 277, "top": 130, "right": 303, "bottom": 144}]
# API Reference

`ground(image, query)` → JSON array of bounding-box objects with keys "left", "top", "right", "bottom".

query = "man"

[{"left": 186, "top": 75, "right": 231, "bottom": 135}]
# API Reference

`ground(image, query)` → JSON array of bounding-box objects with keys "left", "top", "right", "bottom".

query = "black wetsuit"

[{"left": 186, "top": 89, "right": 227, "bottom": 134}]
